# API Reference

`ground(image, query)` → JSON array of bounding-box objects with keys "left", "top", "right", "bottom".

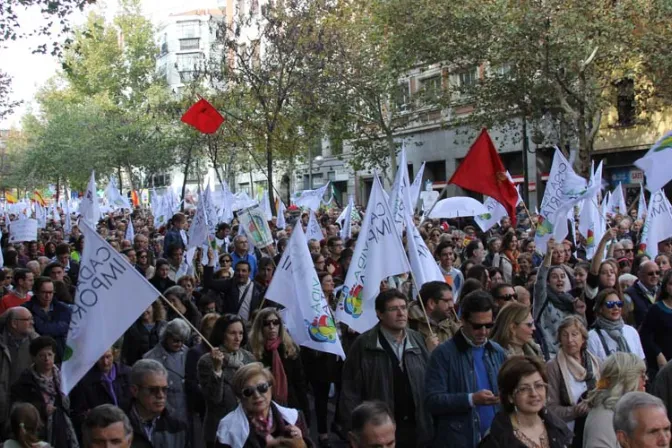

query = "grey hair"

[
  {"left": 350, "top": 401, "right": 395, "bottom": 441},
  {"left": 160, "top": 318, "right": 191, "bottom": 343},
  {"left": 586, "top": 352, "right": 646, "bottom": 411},
  {"left": 233, "top": 234, "right": 248, "bottom": 243},
  {"left": 130, "top": 359, "right": 167, "bottom": 386},
  {"left": 82, "top": 404, "right": 132, "bottom": 446},
  {"left": 164, "top": 285, "right": 187, "bottom": 302},
  {"left": 613, "top": 392, "right": 667, "bottom": 437}
]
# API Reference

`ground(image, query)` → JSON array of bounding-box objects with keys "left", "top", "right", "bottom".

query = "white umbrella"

[{"left": 428, "top": 196, "right": 489, "bottom": 219}]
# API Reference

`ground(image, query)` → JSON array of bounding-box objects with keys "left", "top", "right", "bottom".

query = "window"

[
  {"left": 179, "top": 38, "right": 200, "bottom": 51},
  {"left": 178, "top": 21, "right": 199, "bottom": 39},
  {"left": 176, "top": 53, "right": 203, "bottom": 72},
  {"left": 160, "top": 33, "right": 168, "bottom": 55},
  {"left": 418, "top": 75, "right": 442, "bottom": 103},
  {"left": 616, "top": 78, "right": 635, "bottom": 127},
  {"left": 394, "top": 82, "right": 411, "bottom": 112},
  {"left": 492, "top": 63, "right": 511, "bottom": 77},
  {"left": 458, "top": 68, "right": 478, "bottom": 87}
]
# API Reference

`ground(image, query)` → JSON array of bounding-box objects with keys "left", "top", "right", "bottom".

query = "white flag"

[
  {"left": 261, "top": 190, "right": 273, "bottom": 221},
  {"left": 637, "top": 183, "right": 647, "bottom": 221},
  {"left": 125, "top": 219, "right": 135, "bottom": 242},
  {"left": 276, "top": 200, "right": 287, "bottom": 229},
  {"left": 79, "top": 171, "right": 101, "bottom": 227},
  {"left": 61, "top": 221, "right": 160, "bottom": 394},
  {"left": 219, "top": 181, "right": 235, "bottom": 224},
  {"left": 578, "top": 163, "right": 605, "bottom": 259},
  {"left": 336, "top": 175, "right": 411, "bottom": 333},
  {"left": 409, "top": 162, "right": 426, "bottom": 213},
  {"left": 62, "top": 196, "right": 72, "bottom": 235},
  {"left": 474, "top": 196, "right": 508, "bottom": 232},
  {"left": 339, "top": 196, "right": 354, "bottom": 240},
  {"left": 608, "top": 182, "right": 627, "bottom": 216},
  {"left": 405, "top": 212, "right": 443, "bottom": 287},
  {"left": 638, "top": 190, "right": 672, "bottom": 257},
  {"left": 104, "top": 179, "right": 131, "bottom": 210},
  {"left": 635, "top": 131, "right": 672, "bottom": 192},
  {"left": 388, "top": 147, "right": 413, "bottom": 233},
  {"left": 201, "top": 183, "right": 219, "bottom": 235},
  {"left": 188, "top": 189, "right": 209, "bottom": 250},
  {"left": 535, "top": 151, "right": 600, "bottom": 253},
  {"left": 293, "top": 183, "right": 329, "bottom": 211},
  {"left": 306, "top": 209, "right": 323, "bottom": 242},
  {"left": 265, "top": 224, "right": 345, "bottom": 358},
  {"left": 35, "top": 203, "right": 47, "bottom": 229}
]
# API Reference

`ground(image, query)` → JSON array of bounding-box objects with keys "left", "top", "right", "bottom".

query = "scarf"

[
  {"left": 31, "top": 364, "right": 60, "bottom": 406},
  {"left": 223, "top": 349, "right": 245, "bottom": 370},
  {"left": 595, "top": 316, "right": 631, "bottom": 353},
  {"left": 504, "top": 249, "right": 520, "bottom": 273},
  {"left": 101, "top": 364, "right": 118, "bottom": 406},
  {"left": 557, "top": 349, "right": 600, "bottom": 404},
  {"left": 546, "top": 284, "right": 576, "bottom": 314},
  {"left": 264, "top": 338, "right": 289, "bottom": 405},
  {"left": 216, "top": 403, "right": 298, "bottom": 447}
]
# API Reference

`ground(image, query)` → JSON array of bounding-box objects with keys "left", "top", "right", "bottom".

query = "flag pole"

[
  {"left": 159, "top": 293, "right": 215, "bottom": 351},
  {"left": 409, "top": 275, "right": 435, "bottom": 338}
]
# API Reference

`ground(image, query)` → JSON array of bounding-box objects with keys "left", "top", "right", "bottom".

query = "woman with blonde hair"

[
  {"left": 546, "top": 315, "right": 600, "bottom": 447},
  {"left": 249, "top": 308, "right": 311, "bottom": 425},
  {"left": 490, "top": 302, "right": 543, "bottom": 359},
  {"left": 582, "top": 352, "right": 647, "bottom": 448}
]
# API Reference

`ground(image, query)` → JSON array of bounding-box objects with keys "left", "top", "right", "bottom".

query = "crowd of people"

[{"left": 0, "top": 200, "right": 671, "bottom": 448}]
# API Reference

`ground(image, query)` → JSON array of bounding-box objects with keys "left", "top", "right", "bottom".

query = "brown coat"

[{"left": 407, "top": 301, "right": 461, "bottom": 344}]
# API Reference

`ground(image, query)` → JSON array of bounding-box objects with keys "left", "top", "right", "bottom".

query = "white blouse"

[{"left": 587, "top": 325, "right": 645, "bottom": 363}]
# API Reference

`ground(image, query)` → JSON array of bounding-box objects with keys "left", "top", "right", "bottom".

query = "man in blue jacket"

[
  {"left": 424, "top": 291, "right": 506, "bottom": 448},
  {"left": 23, "top": 276, "right": 71, "bottom": 360}
]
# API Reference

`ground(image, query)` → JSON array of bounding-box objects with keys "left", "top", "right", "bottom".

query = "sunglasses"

[
  {"left": 604, "top": 301, "right": 624, "bottom": 309},
  {"left": 221, "top": 258, "right": 232, "bottom": 263},
  {"left": 469, "top": 321, "right": 494, "bottom": 330},
  {"left": 139, "top": 386, "right": 169, "bottom": 396},
  {"left": 497, "top": 293, "right": 517, "bottom": 302},
  {"left": 242, "top": 382, "right": 270, "bottom": 398},
  {"left": 263, "top": 319, "right": 281, "bottom": 327}
]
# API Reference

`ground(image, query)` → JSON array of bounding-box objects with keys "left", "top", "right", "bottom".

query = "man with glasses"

[
  {"left": 326, "top": 236, "right": 344, "bottom": 278},
  {"left": 231, "top": 235, "right": 258, "bottom": 279},
  {"left": 127, "top": 359, "right": 188, "bottom": 448},
  {"left": 408, "top": 281, "right": 460, "bottom": 350},
  {"left": 0, "top": 306, "right": 36, "bottom": 435},
  {"left": 625, "top": 261, "right": 661, "bottom": 327},
  {"left": 340, "top": 289, "right": 432, "bottom": 447},
  {"left": 425, "top": 291, "right": 507, "bottom": 448},
  {"left": 490, "top": 283, "right": 517, "bottom": 318}
]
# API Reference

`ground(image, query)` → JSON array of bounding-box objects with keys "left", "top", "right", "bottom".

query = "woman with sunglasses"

[
  {"left": 249, "top": 308, "right": 311, "bottom": 427},
  {"left": 491, "top": 302, "right": 543, "bottom": 359},
  {"left": 218, "top": 255, "right": 234, "bottom": 277},
  {"left": 215, "top": 362, "right": 312, "bottom": 447},
  {"left": 135, "top": 249, "right": 155, "bottom": 279},
  {"left": 546, "top": 316, "right": 600, "bottom": 447},
  {"left": 640, "top": 271, "right": 672, "bottom": 380},
  {"left": 198, "top": 315, "right": 256, "bottom": 448},
  {"left": 587, "top": 288, "right": 645, "bottom": 363},
  {"left": 479, "top": 356, "right": 572, "bottom": 448}
]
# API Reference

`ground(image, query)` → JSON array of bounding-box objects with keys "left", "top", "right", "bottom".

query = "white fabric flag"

[
  {"left": 293, "top": 183, "right": 329, "bottom": 211},
  {"left": 535, "top": 151, "right": 601, "bottom": 253},
  {"left": 608, "top": 183, "right": 627, "bottom": 216},
  {"left": 339, "top": 196, "right": 354, "bottom": 240},
  {"left": 579, "top": 197, "right": 605, "bottom": 260},
  {"left": 79, "top": 171, "right": 101, "bottom": 227},
  {"left": 336, "top": 175, "right": 411, "bottom": 333},
  {"left": 104, "top": 179, "right": 131, "bottom": 210},
  {"left": 63, "top": 197, "right": 72, "bottom": 235},
  {"left": 201, "top": 183, "right": 219, "bottom": 235},
  {"left": 61, "top": 221, "right": 160, "bottom": 394},
  {"left": 474, "top": 196, "right": 508, "bottom": 232},
  {"left": 637, "top": 183, "right": 647, "bottom": 221},
  {"left": 265, "top": 224, "right": 345, "bottom": 358},
  {"left": 635, "top": 131, "right": 672, "bottom": 192},
  {"left": 409, "top": 162, "right": 426, "bottom": 213},
  {"left": 261, "top": 190, "right": 273, "bottom": 221},
  {"left": 35, "top": 203, "right": 47, "bottom": 229},
  {"left": 219, "top": 181, "right": 235, "bottom": 224},
  {"left": 125, "top": 219, "right": 135, "bottom": 242},
  {"left": 405, "top": 212, "right": 443, "bottom": 286},
  {"left": 306, "top": 210, "right": 323, "bottom": 242},
  {"left": 276, "top": 200, "right": 287, "bottom": 229},
  {"left": 188, "top": 189, "right": 209, "bottom": 250},
  {"left": 638, "top": 190, "right": 672, "bottom": 257},
  {"left": 388, "top": 147, "right": 414, "bottom": 233}
]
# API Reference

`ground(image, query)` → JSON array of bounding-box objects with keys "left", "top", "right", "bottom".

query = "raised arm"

[{"left": 590, "top": 228, "right": 617, "bottom": 275}]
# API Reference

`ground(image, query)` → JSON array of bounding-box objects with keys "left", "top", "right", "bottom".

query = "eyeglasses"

[
  {"left": 604, "top": 301, "right": 624, "bottom": 309},
  {"left": 263, "top": 319, "right": 281, "bottom": 327},
  {"left": 624, "top": 249, "right": 634, "bottom": 253},
  {"left": 221, "top": 259, "right": 232, "bottom": 264},
  {"left": 647, "top": 271, "right": 661, "bottom": 277},
  {"left": 496, "top": 293, "right": 517, "bottom": 302},
  {"left": 515, "top": 382, "right": 548, "bottom": 396},
  {"left": 519, "top": 321, "right": 535, "bottom": 328},
  {"left": 468, "top": 321, "right": 494, "bottom": 330},
  {"left": 139, "top": 386, "right": 169, "bottom": 396},
  {"left": 385, "top": 305, "right": 408, "bottom": 313},
  {"left": 242, "top": 382, "right": 270, "bottom": 398}
]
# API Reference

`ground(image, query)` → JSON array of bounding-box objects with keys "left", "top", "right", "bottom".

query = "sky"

[{"left": 0, "top": 0, "right": 220, "bottom": 129}]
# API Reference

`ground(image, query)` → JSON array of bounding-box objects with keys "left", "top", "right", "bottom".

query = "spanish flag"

[
  {"left": 5, "top": 192, "right": 17, "bottom": 204},
  {"left": 32, "top": 190, "right": 46, "bottom": 206}
]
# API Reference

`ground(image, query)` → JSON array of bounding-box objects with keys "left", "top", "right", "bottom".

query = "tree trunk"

[
  {"left": 181, "top": 145, "right": 193, "bottom": 212},
  {"left": 55, "top": 177, "right": 60, "bottom": 203},
  {"left": 387, "top": 131, "right": 396, "bottom": 187},
  {"left": 266, "top": 134, "right": 276, "bottom": 216},
  {"left": 117, "top": 165, "right": 123, "bottom": 191}
]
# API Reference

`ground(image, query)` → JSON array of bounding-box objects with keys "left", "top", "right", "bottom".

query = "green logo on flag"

[
  {"left": 63, "top": 345, "right": 74, "bottom": 362},
  {"left": 653, "top": 135, "right": 672, "bottom": 152}
]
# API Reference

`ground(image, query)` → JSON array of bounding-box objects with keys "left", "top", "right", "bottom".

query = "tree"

[{"left": 384, "top": 0, "right": 672, "bottom": 176}]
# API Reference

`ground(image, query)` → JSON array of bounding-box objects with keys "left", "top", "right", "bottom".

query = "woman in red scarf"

[{"left": 249, "top": 308, "right": 311, "bottom": 427}]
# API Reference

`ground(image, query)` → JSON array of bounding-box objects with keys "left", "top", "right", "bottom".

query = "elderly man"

[
  {"left": 127, "top": 359, "right": 189, "bottom": 448},
  {"left": 625, "top": 261, "right": 661, "bottom": 327},
  {"left": 82, "top": 404, "right": 133, "bottom": 448},
  {"left": 0, "top": 307, "right": 36, "bottom": 433},
  {"left": 349, "top": 401, "right": 396, "bottom": 448},
  {"left": 614, "top": 392, "right": 671, "bottom": 448},
  {"left": 230, "top": 234, "right": 258, "bottom": 279}
]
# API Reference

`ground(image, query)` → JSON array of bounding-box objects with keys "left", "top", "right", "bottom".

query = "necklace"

[{"left": 513, "top": 414, "right": 549, "bottom": 448}]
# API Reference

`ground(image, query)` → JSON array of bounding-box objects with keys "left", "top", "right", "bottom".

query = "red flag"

[
  {"left": 449, "top": 128, "right": 519, "bottom": 225},
  {"left": 131, "top": 191, "right": 140, "bottom": 207},
  {"left": 180, "top": 98, "right": 225, "bottom": 134}
]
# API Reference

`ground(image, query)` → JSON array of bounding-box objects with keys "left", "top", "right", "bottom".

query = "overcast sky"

[{"left": 0, "top": 0, "right": 219, "bottom": 129}]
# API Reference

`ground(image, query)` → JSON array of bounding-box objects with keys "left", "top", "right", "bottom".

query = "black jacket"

[
  {"left": 478, "top": 408, "right": 573, "bottom": 448},
  {"left": 624, "top": 281, "right": 657, "bottom": 328},
  {"left": 122, "top": 319, "right": 167, "bottom": 366},
  {"left": 202, "top": 266, "right": 266, "bottom": 315},
  {"left": 127, "top": 402, "right": 190, "bottom": 448}
]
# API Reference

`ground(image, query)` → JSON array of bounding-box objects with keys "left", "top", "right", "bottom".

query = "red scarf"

[
  {"left": 505, "top": 249, "right": 520, "bottom": 273},
  {"left": 264, "top": 338, "right": 288, "bottom": 404}
]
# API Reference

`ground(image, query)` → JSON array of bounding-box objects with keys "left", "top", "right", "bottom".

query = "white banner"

[
  {"left": 61, "top": 221, "right": 161, "bottom": 394},
  {"left": 276, "top": 200, "right": 287, "bottom": 229},
  {"left": 409, "top": 161, "right": 426, "bottom": 212},
  {"left": 293, "top": 183, "right": 330, "bottom": 211},
  {"left": 306, "top": 209, "right": 323, "bottom": 242},
  {"left": 187, "top": 189, "right": 209, "bottom": 250},
  {"left": 638, "top": 190, "right": 672, "bottom": 257},
  {"left": 8, "top": 218, "right": 38, "bottom": 243},
  {"left": 635, "top": 131, "right": 672, "bottom": 192},
  {"left": 265, "top": 224, "right": 345, "bottom": 358},
  {"left": 388, "top": 147, "right": 413, "bottom": 233},
  {"left": 79, "top": 171, "right": 101, "bottom": 226},
  {"left": 405, "top": 212, "right": 444, "bottom": 287}
]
